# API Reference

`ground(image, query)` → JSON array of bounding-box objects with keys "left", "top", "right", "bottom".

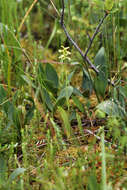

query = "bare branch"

[
  {"left": 60, "top": 0, "right": 99, "bottom": 74},
  {"left": 60, "top": 0, "right": 115, "bottom": 87},
  {"left": 86, "top": 32, "right": 92, "bottom": 42},
  {"left": 84, "top": 12, "right": 108, "bottom": 58}
]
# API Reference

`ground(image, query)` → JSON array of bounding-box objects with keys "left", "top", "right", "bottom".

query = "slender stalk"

[{"left": 84, "top": 12, "right": 108, "bottom": 58}]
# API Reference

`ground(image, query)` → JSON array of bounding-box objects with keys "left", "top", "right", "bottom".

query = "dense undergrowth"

[{"left": 0, "top": 0, "right": 127, "bottom": 189}]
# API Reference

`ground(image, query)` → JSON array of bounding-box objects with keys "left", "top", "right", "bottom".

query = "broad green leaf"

[
  {"left": 94, "top": 47, "right": 108, "bottom": 98},
  {"left": 105, "top": 0, "right": 114, "bottom": 11},
  {"left": 45, "top": 63, "right": 59, "bottom": 88},
  {"left": 42, "top": 88, "right": 53, "bottom": 111},
  {"left": 72, "top": 96, "right": 85, "bottom": 113},
  {"left": 58, "top": 86, "right": 73, "bottom": 100},
  {"left": 8, "top": 168, "right": 26, "bottom": 183},
  {"left": 97, "top": 100, "right": 125, "bottom": 117}
]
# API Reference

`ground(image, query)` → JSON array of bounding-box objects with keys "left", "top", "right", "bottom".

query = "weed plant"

[{"left": 0, "top": 0, "right": 127, "bottom": 189}]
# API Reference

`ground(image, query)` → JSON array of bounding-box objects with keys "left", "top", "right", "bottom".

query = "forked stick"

[
  {"left": 60, "top": 0, "right": 108, "bottom": 75},
  {"left": 60, "top": 0, "right": 115, "bottom": 86}
]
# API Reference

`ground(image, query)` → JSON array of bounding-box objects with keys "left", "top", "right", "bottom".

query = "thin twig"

[
  {"left": 84, "top": 129, "right": 117, "bottom": 147},
  {"left": 18, "top": 0, "right": 38, "bottom": 32},
  {"left": 84, "top": 12, "right": 108, "bottom": 58},
  {"left": 86, "top": 31, "right": 92, "bottom": 42},
  {"left": 60, "top": 0, "right": 115, "bottom": 87},
  {"left": 60, "top": 0, "right": 99, "bottom": 74},
  {"left": 50, "top": 0, "right": 60, "bottom": 17}
]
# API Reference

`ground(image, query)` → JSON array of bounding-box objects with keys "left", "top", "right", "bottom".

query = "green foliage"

[
  {"left": 95, "top": 109, "right": 106, "bottom": 119},
  {"left": 0, "top": 0, "right": 127, "bottom": 189},
  {"left": 96, "top": 100, "right": 126, "bottom": 118},
  {"left": 58, "top": 107, "right": 72, "bottom": 138},
  {"left": 45, "top": 63, "right": 59, "bottom": 89},
  {"left": 0, "top": 155, "right": 26, "bottom": 190}
]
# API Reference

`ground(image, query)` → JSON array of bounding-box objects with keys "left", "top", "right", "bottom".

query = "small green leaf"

[{"left": 45, "top": 63, "right": 59, "bottom": 88}]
